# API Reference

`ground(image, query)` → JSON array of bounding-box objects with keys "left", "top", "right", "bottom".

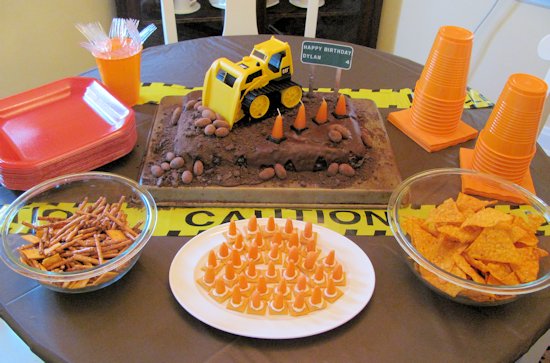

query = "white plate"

[
  {"left": 209, "top": 0, "right": 279, "bottom": 9},
  {"left": 289, "top": 0, "right": 325, "bottom": 8},
  {"left": 169, "top": 219, "right": 375, "bottom": 339},
  {"left": 174, "top": 0, "right": 201, "bottom": 14}
]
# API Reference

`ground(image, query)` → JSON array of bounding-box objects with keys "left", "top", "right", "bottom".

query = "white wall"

[
  {"left": 0, "top": 0, "right": 116, "bottom": 98},
  {"left": 378, "top": 0, "right": 550, "bottom": 129}
]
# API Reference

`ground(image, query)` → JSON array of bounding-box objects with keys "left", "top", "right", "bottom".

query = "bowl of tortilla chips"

[{"left": 388, "top": 168, "right": 550, "bottom": 306}]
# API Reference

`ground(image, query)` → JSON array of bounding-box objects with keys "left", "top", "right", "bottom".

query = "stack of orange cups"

[
  {"left": 460, "top": 73, "right": 547, "bottom": 195},
  {"left": 388, "top": 26, "right": 478, "bottom": 152}
]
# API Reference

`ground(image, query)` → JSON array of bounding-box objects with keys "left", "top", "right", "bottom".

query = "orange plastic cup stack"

[
  {"left": 460, "top": 73, "right": 548, "bottom": 199},
  {"left": 388, "top": 25, "right": 478, "bottom": 152}
]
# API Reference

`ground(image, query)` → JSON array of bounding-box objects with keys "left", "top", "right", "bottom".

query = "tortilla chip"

[
  {"left": 511, "top": 247, "right": 541, "bottom": 283},
  {"left": 453, "top": 254, "right": 485, "bottom": 283},
  {"left": 456, "top": 192, "right": 497, "bottom": 213},
  {"left": 428, "top": 198, "right": 465, "bottom": 225},
  {"left": 437, "top": 224, "right": 480, "bottom": 244},
  {"left": 418, "top": 266, "right": 463, "bottom": 297},
  {"left": 401, "top": 216, "right": 424, "bottom": 236},
  {"left": 410, "top": 223, "right": 440, "bottom": 262},
  {"left": 461, "top": 208, "right": 514, "bottom": 228},
  {"left": 485, "top": 262, "right": 519, "bottom": 285},
  {"left": 465, "top": 227, "right": 521, "bottom": 264}
]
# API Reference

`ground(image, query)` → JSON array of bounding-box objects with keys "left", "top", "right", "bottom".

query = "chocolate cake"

[{"left": 139, "top": 91, "right": 401, "bottom": 206}]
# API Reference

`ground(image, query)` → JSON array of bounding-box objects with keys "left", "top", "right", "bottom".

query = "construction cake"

[{"left": 139, "top": 37, "right": 401, "bottom": 205}]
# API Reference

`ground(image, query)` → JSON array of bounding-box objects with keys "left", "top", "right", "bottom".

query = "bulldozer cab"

[{"left": 250, "top": 37, "right": 293, "bottom": 79}]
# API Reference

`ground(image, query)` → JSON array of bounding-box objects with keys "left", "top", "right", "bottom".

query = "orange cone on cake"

[
  {"left": 269, "top": 109, "right": 286, "bottom": 143},
  {"left": 333, "top": 94, "right": 347, "bottom": 118},
  {"left": 460, "top": 73, "right": 547, "bottom": 199},
  {"left": 292, "top": 101, "right": 308, "bottom": 134},
  {"left": 388, "top": 25, "right": 478, "bottom": 152}
]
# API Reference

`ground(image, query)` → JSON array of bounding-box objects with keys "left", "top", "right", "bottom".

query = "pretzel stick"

[
  {"left": 105, "top": 212, "right": 137, "bottom": 237},
  {"left": 73, "top": 254, "right": 99, "bottom": 265},
  {"left": 94, "top": 234, "right": 104, "bottom": 264}
]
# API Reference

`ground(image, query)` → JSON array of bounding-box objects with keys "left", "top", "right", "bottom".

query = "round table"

[{"left": 1, "top": 35, "right": 549, "bottom": 363}]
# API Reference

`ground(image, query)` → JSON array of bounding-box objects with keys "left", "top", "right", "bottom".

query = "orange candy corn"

[
  {"left": 288, "top": 233, "right": 299, "bottom": 248},
  {"left": 285, "top": 261, "right": 297, "bottom": 279},
  {"left": 214, "top": 277, "right": 226, "bottom": 295},
  {"left": 234, "top": 234, "right": 244, "bottom": 250},
  {"left": 248, "top": 215, "right": 258, "bottom": 232},
  {"left": 219, "top": 242, "right": 229, "bottom": 258},
  {"left": 314, "top": 98, "right": 328, "bottom": 124},
  {"left": 288, "top": 246, "right": 300, "bottom": 263},
  {"left": 254, "top": 233, "right": 264, "bottom": 249},
  {"left": 306, "top": 238, "right": 316, "bottom": 252},
  {"left": 269, "top": 243, "right": 279, "bottom": 259},
  {"left": 326, "top": 277, "right": 336, "bottom": 296},
  {"left": 228, "top": 220, "right": 237, "bottom": 236},
  {"left": 203, "top": 266, "right": 216, "bottom": 284},
  {"left": 304, "top": 251, "right": 317, "bottom": 270},
  {"left": 304, "top": 222, "right": 313, "bottom": 239},
  {"left": 293, "top": 101, "right": 307, "bottom": 132},
  {"left": 311, "top": 286, "right": 322, "bottom": 304},
  {"left": 231, "top": 249, "right": 242, "bottom": 267},
  {"left": 250, "top": 290, "right": 262, "bottom": 309},
  {"left": 325, "top": 250, "right": 336, "bottom": 267},
  {"left": 247, "top": 243, "right": 259, "bottom": 260},
  {"left": 266, "top": 261, "right": 277, "bottom": 278},
  {"left": 257, "top": 276, "right": 268, "bottom": 294},
  {"left": 284, "top": 218, "right": 294, "bottom": 234},
  {"left": 314, "top": 265, "right": 324, "bottom": 282},
  {"left": 246, "top": 262, "right": 257, "bottom": 278},
  {"left": 266, "top": 216, "right": 276, "bottom": 232},
  {"left": 231, "top": 285, "right": 242, "bottom": 305},
  {"left": 332, "top": 263, "right": 344, "bottom": 281},
  {"left": 225, "top": 263, "right": 235, "bottom": 280},
  {"left": 293, "top": 292, "right": 306, "bottom": 309},
  {"left": 207, "top": 250, "right": 217, "bottom": 268},
  {"left": 295, "top": 273, "right": 307, "bottom": 291},
  {"left": 272, "top": 231, "right": 282, "bottom": 245},
  {"left": 238, "top": 274, "right": 249, "bottom": 290},
  {"left": 334, "top": 94, "right": 347, "bottom": 116},
  {"left": 277, "top": 278, "right": 288, "bottom": 294},
  {"left": 272, "top": 292, "right": 285, "bottom": 310}
]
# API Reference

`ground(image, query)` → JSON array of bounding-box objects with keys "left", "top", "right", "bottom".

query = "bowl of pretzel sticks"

[{"left": 0, "top": 172, "right": 157, "bottom": 293}]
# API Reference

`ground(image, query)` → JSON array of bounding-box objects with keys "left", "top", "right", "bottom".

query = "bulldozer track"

[{"left": 242, "top": 79, "right": 301, "bottom": 115}]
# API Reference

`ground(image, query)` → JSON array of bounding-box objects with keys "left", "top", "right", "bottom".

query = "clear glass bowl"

[
  {"left": 0, "top": 172, "right": 157, "bottom": 293},
  {"left": 388, "top": 168, "right": 550, "bottom": 306}
]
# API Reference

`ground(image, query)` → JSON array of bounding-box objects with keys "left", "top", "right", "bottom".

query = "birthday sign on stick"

[{"left": 301, "top": 41, "right": 354, "bottom": 70}]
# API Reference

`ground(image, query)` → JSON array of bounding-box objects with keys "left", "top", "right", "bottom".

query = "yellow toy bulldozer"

[{"left": 202, "top": 36, "right": 302, "bottom": 128}]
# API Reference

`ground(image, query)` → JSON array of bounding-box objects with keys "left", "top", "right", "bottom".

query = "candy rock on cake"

[{"left": 140, "top": 37, "right": 401, "bottom": 202}]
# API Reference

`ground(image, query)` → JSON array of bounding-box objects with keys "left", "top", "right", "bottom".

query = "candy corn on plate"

[{"left": 169, "top": 218, "right": 375, "bottom": 339}]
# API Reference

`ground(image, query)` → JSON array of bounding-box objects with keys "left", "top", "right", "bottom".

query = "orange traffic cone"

[
  {"left": 333, "top": 94, "right": 347, "bottom": 118},
  {"left": 292, "top": 101, "right": 308, "bottom": 134},
  {"left": 313, "top": 98, "right": 328, "bottom": 125},
  {"left": 268, "top": 109, "right": 286, "bottom": 144}
]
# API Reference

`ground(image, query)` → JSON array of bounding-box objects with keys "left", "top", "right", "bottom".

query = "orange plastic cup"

[
  {"left": 471, "top": 73, "right": 547, "bottom": 183},
  {"left": 475, "top": 74, "right": 547, "bottom": 157},
  {"left": 94, "top": 39, "right": 142, "bottom": 107},
  {"left": 410, "top": 88, "right": 465, "bottom": 135},
  {"left": 472, "top": 136, "right": 535, "bottom": 183},
  {"left": 415, "top": 26, "right": 473, "bottom": 100}
]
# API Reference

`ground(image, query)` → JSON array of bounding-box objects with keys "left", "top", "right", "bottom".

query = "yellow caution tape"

[
  {"left": 137, "top": 83, "right": 493, "bottom": 109},
  {"left": 4, "top": 204, "right": 546, "bottom": 238}
]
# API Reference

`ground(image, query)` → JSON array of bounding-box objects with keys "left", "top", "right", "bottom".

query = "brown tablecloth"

[{"left": 1, "top": 35, "right": 549, "bottom": 363}]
